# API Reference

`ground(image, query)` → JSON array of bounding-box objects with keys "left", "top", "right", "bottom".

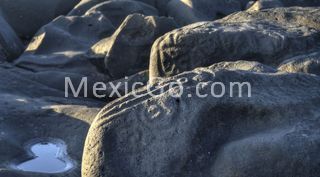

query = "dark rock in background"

[
  {"left": 0, "top": 0, "right": 80, "bottom": 39},
  {"left": 69, "top": 0, "right": 159, "bottom": 16},
  {"left": 14, "top": 12, "right": 114, "bottom": 95},
  {"left": 83, "top": 0, "right": 159, "bottom": 27},
  {"left": 166, "top": 0, "right": 251, "bottom": 25},
  {"left": 0, "top": 14, "right": 24, "bottom": 62}
]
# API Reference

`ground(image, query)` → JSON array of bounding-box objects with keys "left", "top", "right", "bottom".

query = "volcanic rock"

[
  {"left": 0, "top": 0, "right": 80, "bottom": 39},
  {"left": 89, "top": 14, "right": 177, "bottom": 79},
  {"left": 82, "top": 62, "right": 320, "bottom": 177},
  {"left": 149, "top": 7, "right": 320, "bottom": 80}
]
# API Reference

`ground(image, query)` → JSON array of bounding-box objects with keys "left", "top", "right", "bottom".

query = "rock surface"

[
  {"left": 89, "top": 14, "right": 177, "bottom": 79},
  {"left": 278, "top": 51, "right": 320, "bottom": 75},
  {"left": 0, "top": 62, "right": 102, "bottom": 177},
  {"left": 83, "top": 0, "right": 159, "bottom": 27},
  {"left": 1, "top": 1, "right": 320, "bottom": 177},
  {"left": 247, "top": 0, "right": 320, "bottom": 11},
  {"left": 69, "top": 0, "right": 160, "bottom": 16},
  {"left": 82, "top": 62, "right": 320, "bottom": 177},
  {"left": 149, "top": 7, "right": 320, "bottom": 80},
  {"left": 167, "top": 0, "right": 250, "bottom": 25},
  {"left": 0, "top": 0, "right": 80, "bottom": 39},
  {"left": 14, "top": 12, "right": 115, "bottom": 95},
  {"left": 0, "top": 14, "right": 24, "bottom": 61}
]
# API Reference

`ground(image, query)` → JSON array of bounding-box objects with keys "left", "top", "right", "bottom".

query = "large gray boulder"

[
  {"left": 0, "top": 62, "right": 102, "bottom": 177},
  {"left": 14, "top": 12, "right": 114, "bottom": 95},
  {"left": 149, "top": 7, "right": 320, "bottom": 80},
  {"left": 0, "top": 14, "right": 24, "bottom": 61},
  {"left": 0, "top": 0, "right": 80, "bottom": 39},
  {"left": 166, "top": 0, "right": 250, "bottom": 25},
  {"left": 278, "top": 51, "right": 320, "bottom": 75},
  {"left": 82, "top": 61, "right": 320, "bottom": 177},
  {"left": 83, "top": 0, "right": 159, "bottom": 27},
  {"left": 88, "top": 14, "right": 177, "bottom": 79}
]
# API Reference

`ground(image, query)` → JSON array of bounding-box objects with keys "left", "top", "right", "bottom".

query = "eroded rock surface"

[
  {"left": 1, "top": 1, "right": 320, "bottom": 177},
  {"left": 83, "top": 0, "right": 159, "bottom": 27},
  {"left": 14, "top": 12, "right": 114, "bottom": 94},
  {"left": 167, "top": 0, "right": 250, "bottom": 25},
  {"left": 247, "top": 0, "right": 320, "bottom": 11},
  {"left": 89, "top": 14, "right": 177, "bottom": 79},
  {"left": 83, "top": 62, "right": 320, "bottom": 177},
  {"left": 149, "top": 7, "right": 320, "bottom": 80},
  {"left": 69, "top": 0, "right": 159, "bottom": 16},
  {"left": 278, "top": 51, "right": 320, "bottom": 75},
  {"left": 0, "top": 0, "right": 80, "bottom": 39},
  {"left": 0, "top": 15, "right": 23, "bottom": 61},
  {"left": 0, "top": 62, "right": 102, "bottom": 177}
]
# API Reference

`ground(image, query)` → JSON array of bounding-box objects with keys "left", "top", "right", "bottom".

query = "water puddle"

[{"left": 11, "top": 138, "right": 75, "bottom": 174}]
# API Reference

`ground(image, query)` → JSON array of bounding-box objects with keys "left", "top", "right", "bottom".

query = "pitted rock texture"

[
  {"left": 278, "top": 51, "right": 320, "bottom": 75},
  {"left": 82, "top": 62, "right": 320, "bottom": 177},
  {"left": 149, "top": 7, "right": 320, "bottom": 80},
  {"left": 247, "top": 0, "right": 320, "bottom": 11}
]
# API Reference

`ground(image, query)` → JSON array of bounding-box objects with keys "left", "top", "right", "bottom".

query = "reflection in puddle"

[{"left": 13, "top": 139, "right": 75, "bottom": 174}]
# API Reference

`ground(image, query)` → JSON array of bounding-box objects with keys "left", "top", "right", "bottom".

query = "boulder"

[
  {"left": 82, "top": 62, "right": 320, "bottom": 177},
  {"left": 208, "top": 60, "right": 277, "bottom": 73},
  {"left": 69, "top": 0, "right": 159, "bottom": 17},
  {"left": 88, "top": 14, "right": 178, "bottom": 79},
  {"left": 247, "top": 0, "right": 320, "bottom": 11},
  {"left": 166, "top": 0, "right": 250, "bottom": 25},
  {"left": 13, "top": 12, "right": 115, "bottom": 97},
  {"left": 149, "top": 7, "right": 320, "bottom": 80},
  {"left": 0, "top": 14, "right": 23, "bottom": 61},
  {"left": 83, "top": 0, "right": 159, "bottom": 27},
  {"left": 278, "top": 51, "right": 320, "bottom": 75},
  {"left": 0, "top": 0, "right": 80, "bottom": 39},
  {"left": 247, "top": 0, "right": 283, "bottom": 11},
  {"left": 0, "top": 62, "right": 102, "bottom": 177}
]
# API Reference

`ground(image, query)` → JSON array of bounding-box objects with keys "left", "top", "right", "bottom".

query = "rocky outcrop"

[
  {"left": 247, "top": 0, "right": 320, "bottom": 11},
  {"left": 149, "top": 7, "right": 320, "bottom": 80},
  {"left": 83, "top": 0, "right": 159, "bottom": 27},
  {"left": 89, "top": 14, "right": 177, "bottom": 79},
  {"left": 2, "top": 1, "right": 320, "bottom": 177},
  {"left": 14, "top": 12, "right": 114, "bottom": 94},
  {"left": 166, "top": 0, "right": 250, "bottom": 25},
  {"left": 0, "top": 14, "right": 24, "bottom": 61},
  {"left": 0, "top": 62, "right": 102, "bottom": 177},
  {"left": 208, "top": 60, "right": 277, "bottom": 73},
  {"left": 278, "top": 51, "right": 320, "bottom": 75},
  {"left": 82, "top": 62, "right": 320, "bottom": 177},
  {"left": 69, "top": 0, "right": 160, "bottom": 16},
  {"left": 0, "top": 0, "right": 80, "bottom": 39}
]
